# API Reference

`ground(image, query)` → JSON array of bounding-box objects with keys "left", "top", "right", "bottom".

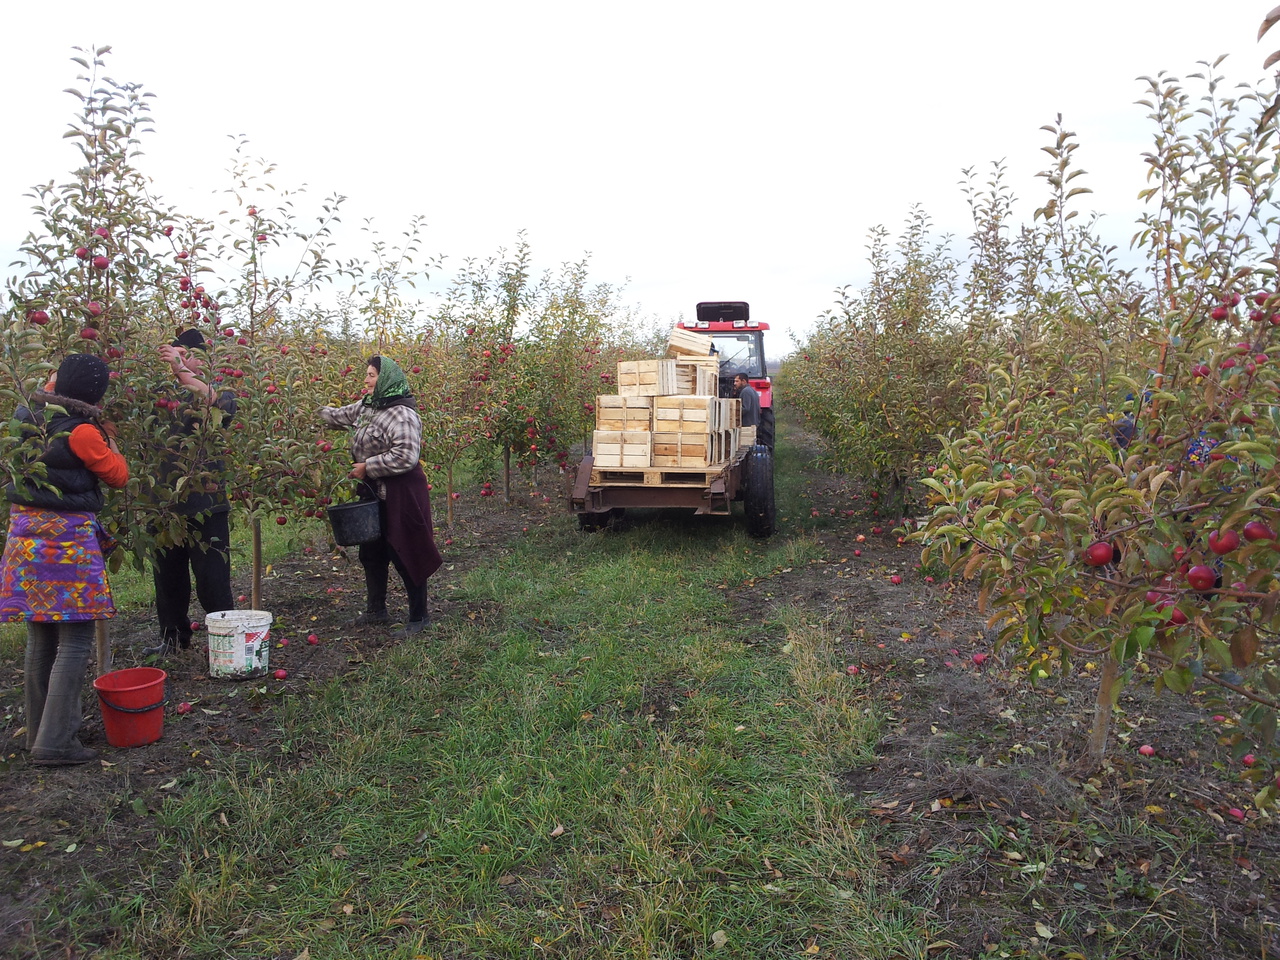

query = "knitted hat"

[
  {"left": 172, "top": 328, "right": 209, "bottom": 352},
  {"left": 55, "top": 354, "right": 110, "bottom": 406}
]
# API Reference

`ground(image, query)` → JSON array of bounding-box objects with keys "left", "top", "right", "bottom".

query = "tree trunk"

[
  {"left": 251, "top": 517, "right": 263, "bottom": 610},
  {"left": 503, "top": 446, "right": 512, "bottom": 503},
  {"left": 95, "top": 620, "right": 110, "bottom": 676},
  {"left": 1083, "top": 658, "right": 1121, "bottom": 772},
  {"left": 446, "top": 464, "right": 455, "bottom": 525}
]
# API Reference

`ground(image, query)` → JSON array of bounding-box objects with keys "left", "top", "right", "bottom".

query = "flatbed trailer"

[{"left": 570, "top": 441, "right": 775, "bottom": 538}]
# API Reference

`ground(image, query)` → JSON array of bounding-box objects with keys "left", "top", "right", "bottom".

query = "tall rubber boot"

[{"left": 354, "top": 548, "right": 390, "bottom": 626}]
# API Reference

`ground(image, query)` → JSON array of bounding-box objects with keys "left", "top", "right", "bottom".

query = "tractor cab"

[{"left": 677, "top": 301, "right": 774, "bottom": 448}]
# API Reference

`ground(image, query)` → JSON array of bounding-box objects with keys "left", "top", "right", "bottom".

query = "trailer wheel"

[
  {"left": 578, "top": 508, "right": 623, "bottom": 532},
  {"left": 743, "top": 444, "right": 776, "bottom": 539},
  {"left": 758, "top": 408, "right": 776, "bottom": 450}
]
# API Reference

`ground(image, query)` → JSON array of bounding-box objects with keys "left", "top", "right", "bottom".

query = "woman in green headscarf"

[{"left": 319, "top": 356, "right": 442, "bottom": 637}]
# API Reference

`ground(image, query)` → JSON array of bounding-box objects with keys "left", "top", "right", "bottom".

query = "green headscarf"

[{"left": 363, "top": 356, "right": 412, "bottom": 409}]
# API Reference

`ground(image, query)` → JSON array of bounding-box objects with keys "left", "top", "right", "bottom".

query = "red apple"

[
  {"left": 307, "top": 633, "right": 319, "bottom": 645},
  {"left": 175, "top": 701, "right": 193, "bottom": 715},
  {"left": 74, "top": 246, "right": 89, "bottom": 260},
  {"left": 92, "top": 255, "right": 109, "bottom": 270},
  {"left": 273, "top": 669, "right": 288, "bottom": 680},
  {"left": 93, "top": 226, "right": 109, "bottom": 238},
  {"left": 1138, "top": 744, "right": 1155, "bottom": 757},
  {"left": 276, "top": 516, "right": 287, "bottom": 525},
  {"left": 27, "top": 309, "right": 49, "bottom": 325},
  {"left": 163, "top": 225, "right": 174, "bottom": 237},
  {"left": 79, "top": 327, "right": 99, "bottom": 341},
  {"left": 1186, "top": 564, "right": 1217, "bottom": 592},
  {"left": 1083, "top": 541, "right": 1115, "bottom": 566},
  {"left": 1211, "top": 305, "right": 1229, "bottom": 321},
  {"left": 85, "top": 301, "right": 104, "bottom": 317},
  {"left": 257, "top": 234, "right": 267, "bottom": 242},
  {"left": 1243, "top": 520, "right": 1276, "bottom": 542},
  {"left": 889, "top": 575, "right": 902, "bottom": 585},
  {"left": 1209, "top": 529, "right": 1240, "bottom": 555}
]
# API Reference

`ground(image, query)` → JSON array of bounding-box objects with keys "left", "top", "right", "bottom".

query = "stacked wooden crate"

[
  {"left": 592, "top": 330, "right": 745, "bottom": 472},
  {"left": 617, "top": 359, "right": 677, "bottom": 397},
  {"left": 591, "top": 396, "right": 652, "bottom": 468}
]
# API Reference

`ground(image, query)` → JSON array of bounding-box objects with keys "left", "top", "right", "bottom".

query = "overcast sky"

[{"left": 0, "top": 2, "right": 1272, "bottom": 358}]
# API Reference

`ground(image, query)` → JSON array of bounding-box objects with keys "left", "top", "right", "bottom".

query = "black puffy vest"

[{"left": 5, "top": 407, "right": 105, "bottom": 513}]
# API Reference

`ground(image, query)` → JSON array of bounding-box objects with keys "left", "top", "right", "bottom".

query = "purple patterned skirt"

[{"left": 0, "top": 505, "right": 115, "bottom": 621}]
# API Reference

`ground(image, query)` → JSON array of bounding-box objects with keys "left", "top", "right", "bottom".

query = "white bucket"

[{"left": 206, "top": 610, "right": 274, "bottom": 680}]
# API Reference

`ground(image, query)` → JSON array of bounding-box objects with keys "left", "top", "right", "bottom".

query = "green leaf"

[{"left": 1162, "top": 665, "right": 1194, "bottom": 694}]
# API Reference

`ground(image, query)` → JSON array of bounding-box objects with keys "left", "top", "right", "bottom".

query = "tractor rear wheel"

[
  {"left": 743, "top": 444, "right": 776, "bottom": 538},
  {"left": 758, "top": 407, "right": 775, "bottom": 450}
]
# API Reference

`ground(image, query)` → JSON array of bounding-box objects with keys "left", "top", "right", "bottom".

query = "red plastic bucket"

[{"left": 93, "top": 667, "right": 167, "bottom": 748}]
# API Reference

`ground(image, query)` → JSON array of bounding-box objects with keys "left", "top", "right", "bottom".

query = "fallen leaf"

[
  {"left": 1035, "top": 921, "right": 1055, "bottom": 939},
  {"left": 292, "top": 949, "right": 310, "bottom": 960},
  {"left": 341, "top": 904, "right": 354, "bottom": 915},
  {"left": 549, "top": 824, "right": 565, "bottom": 838},
  {"left": 711, "top": 930, "right": 728, "bottom": 949},
  {"left": 331, "top": 844, "right": 349, "bottom": 859}
]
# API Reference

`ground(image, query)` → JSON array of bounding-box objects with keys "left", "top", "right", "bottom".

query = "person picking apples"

[
  {"left": 318, "top": 356, "right": 442, "bottom": 637},
  {"left": 1, "top": 354, "right": 129, "bottom": 764},
  {"left": 143, "top": 329, "right": 238, "bottom": 657}
]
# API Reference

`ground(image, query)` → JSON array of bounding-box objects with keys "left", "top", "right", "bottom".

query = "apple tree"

[{"left": 917, "top": 70, "right": 1280, "bottom": 801}]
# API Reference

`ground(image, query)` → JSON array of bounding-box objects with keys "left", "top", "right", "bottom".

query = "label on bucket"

[{"left": 207, "top": 611, "right": 273, "bottom": 680}]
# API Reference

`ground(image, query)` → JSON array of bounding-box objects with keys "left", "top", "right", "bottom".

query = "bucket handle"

[
  {"left": 329, "top": 475, "right": 376, "bottom": 504},
  {"left": 96, "top": 693, "right": 168, "bottom": 714},
  {"left": 96, "top": 679, "right": 170, "bottom": 714}
]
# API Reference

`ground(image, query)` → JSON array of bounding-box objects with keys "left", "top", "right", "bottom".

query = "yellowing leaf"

[
  {"left": 711, "top": 930, "right": 728, "bottom": 949},
  {"left": 1035, "top": 922, "right": 1055, "bottom": 939}
]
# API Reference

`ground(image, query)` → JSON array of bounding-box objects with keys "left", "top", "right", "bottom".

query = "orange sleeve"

[{"left": 68, "top": 423, "right": 130, "bottom": 488}]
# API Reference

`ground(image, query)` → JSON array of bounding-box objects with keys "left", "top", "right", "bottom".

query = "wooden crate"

[
  {"left": 654, "top": 395, "right": 718, "bottom": 434},
  {"left": 739, "top": 425, "right": 757, "bottom": 448},
  {"left": 595, "top": 395, "right": 652, "bottom": 431},
  {"left": 651, "top": 431, "right": 714, "bottom": 468},
  {"left": 617, "top": 359, "right": 677, "bottom": 397},
  {"left": 719, "top": 398, "right": 742, "bottom": 430},
  {"left": 675, "top": 359, "right": 719, "bottom": 396},
  {"left": 668, "top": 326, "right": 715, "bottom": 358},
  {"left": 591, "top": 430, "right": 652, "bottom": 468}
]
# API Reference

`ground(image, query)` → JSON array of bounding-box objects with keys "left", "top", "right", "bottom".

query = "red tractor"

[{"left": 678, "top": 301, "right": 774, "bottom": 449}]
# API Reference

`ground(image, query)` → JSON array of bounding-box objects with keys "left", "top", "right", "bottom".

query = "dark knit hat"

[
  {"left": 172, "top": 328, "right": 209, "bottom": 352},
  {"left": 55, "top": 353, "right": 110, "bottom": 406}
]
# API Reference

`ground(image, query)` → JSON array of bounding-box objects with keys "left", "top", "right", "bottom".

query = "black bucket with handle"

[{"left": 327, "top": 497, "right": 381, "bottom": 546}]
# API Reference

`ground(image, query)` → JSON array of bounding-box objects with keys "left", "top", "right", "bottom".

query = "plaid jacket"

[{"left": 319, "top": 401, "right": 423, "bottom": 496}]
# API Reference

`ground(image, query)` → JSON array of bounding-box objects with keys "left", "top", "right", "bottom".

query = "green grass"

[{"left": 54, "top": 430, "right": 935, "bottom": 959}]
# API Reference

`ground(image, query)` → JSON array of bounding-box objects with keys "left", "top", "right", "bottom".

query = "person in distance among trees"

[
  {"left": 0, "top": 354, "right": 129, "bottom": 765},
  {"left": 143, "top": 328, "right": 238, "bottom": 657},
  {"left": 318, "top": 355, "right": 442, "bottom": 637}
]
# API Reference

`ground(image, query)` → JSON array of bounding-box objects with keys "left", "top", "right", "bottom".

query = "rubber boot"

[
  {"left": 29, "top": 621, "right": 98, "bottom": 765},
  {"left": 395, "top": 581, "right": 429, "bottom": 638},
  {"left": 355, "top": 552, "right": 390, "bottom": 625}
]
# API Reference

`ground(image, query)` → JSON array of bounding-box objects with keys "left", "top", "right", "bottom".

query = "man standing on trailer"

[{"left": 734, "top": 373, "right": 760, "bottom": 428}]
